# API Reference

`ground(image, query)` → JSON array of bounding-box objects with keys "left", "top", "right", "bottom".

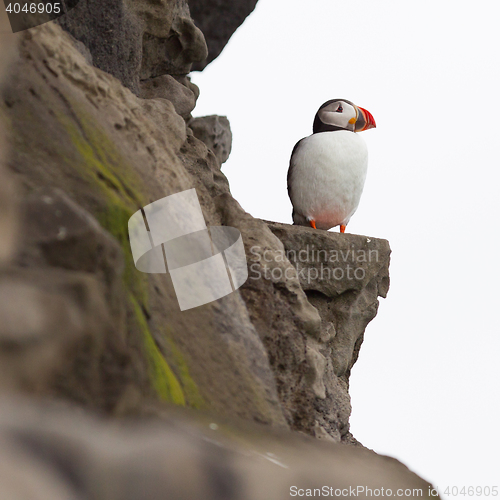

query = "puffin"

[{"left": 287, "top": 99, "right": 376, "bottom": 233}]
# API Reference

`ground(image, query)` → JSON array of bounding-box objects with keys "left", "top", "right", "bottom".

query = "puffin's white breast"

[{"left": 289, "top": 131, "right": 368, "bottom": 229}]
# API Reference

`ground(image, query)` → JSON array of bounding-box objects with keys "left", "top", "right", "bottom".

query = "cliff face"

[
  {"left": 189, "top": 0, "right": 259, "bottom": 70},
  {"left": 0, "top": 2, "right": 433, "bottom": 497}
]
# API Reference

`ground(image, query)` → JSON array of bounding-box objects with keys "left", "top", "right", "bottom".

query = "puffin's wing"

[
  {"left": 287, "top": 138, "right": 306, "bottom": 225},
  {"left": 287, "top": 138, "right": 305, "bottom": 198}
]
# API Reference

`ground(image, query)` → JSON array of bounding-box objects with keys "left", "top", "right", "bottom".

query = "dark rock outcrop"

[
  {"left": 56, "top": 0, "right": 144, "bottom": 93},
  {"left": 189, "top": 0, "right": 259, "bottom": 70},
  {"left": 57, "top": 0, "right": 207, "bottom": 95}
]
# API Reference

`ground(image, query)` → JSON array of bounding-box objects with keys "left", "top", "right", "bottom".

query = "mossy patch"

[
  {"left": 52, "top": 98, "right": 149, "bottom": 305},
  {"left": 130, "top": 294, "right": 185, "bottom": 406},
  {"left": 49, "top": 95, "right": 186, "bottom": 405},
  {"left": 164, "top": 333, "right": 205, "bottom": 409}
]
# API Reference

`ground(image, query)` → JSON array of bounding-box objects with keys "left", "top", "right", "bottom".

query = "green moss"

[
  {"left": 130, "top": 294, "right": 185, "bottom": 406},
  {"left": 97, "top": 201, "right": 149, "bottom": 306},
  {"left": 48, "top": 96, "right": 186, "bottom": 405},
  {"left": 43, "top": 93, "right": 192, "bottom": 407},
  {"left": 165, "top": 333, "right": 205, "bottom": 409},
  {"left": 63, "top": 103, "right": 144, "bottom": 206},
  {"left": 52, "top": 99, "right": 149, "bottom": 304}
]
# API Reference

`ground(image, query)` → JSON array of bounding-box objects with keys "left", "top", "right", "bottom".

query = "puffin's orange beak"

[{"left": 354, "top": 106, "right": 376, "bottom": 132}]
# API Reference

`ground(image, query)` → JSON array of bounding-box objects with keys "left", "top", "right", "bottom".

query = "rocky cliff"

[{"left": 0, "top": 2, "right": 434, "bottom": 498}]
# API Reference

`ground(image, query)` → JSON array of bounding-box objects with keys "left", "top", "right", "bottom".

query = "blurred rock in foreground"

[{"left": 0, "top": 398, "right": 433, "bottom": 500}]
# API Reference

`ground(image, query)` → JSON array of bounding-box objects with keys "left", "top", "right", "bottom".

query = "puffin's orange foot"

[
  {"left": 309, "top": 220, "right": 317, "bottom": 229},
  {"left": 340, "top": 224, "right": 346, "bottom": 233}
]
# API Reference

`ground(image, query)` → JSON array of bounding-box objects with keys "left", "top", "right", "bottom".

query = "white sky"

[{"left": 192, "top": 0, "right": 500, "bottom": 494}]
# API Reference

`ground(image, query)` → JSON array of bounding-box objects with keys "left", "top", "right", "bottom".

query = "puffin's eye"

[{"left": 336, "top": 105, "right": 343, "bottom": 113}]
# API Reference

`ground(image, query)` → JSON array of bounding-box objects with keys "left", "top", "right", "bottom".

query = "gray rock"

[
  {"left": 268, "top": 222, "right": 390, "bottom": 378},
  {"left": 57, "top": 0, "right": 144, "bottom": 94},
  {"left": 57, "top": 0, "right": 207, "bottom": 95},
  {"left": 139, "top": 75, "right": 197, "bottom": 119},
  {"left": 0, "top": 9, "right": 18, "bottom": 72},
  {"left": 189, "top": 0, "right": 259, "bottom": 71},
  {"left": 224, "top": 218, "right": 391, "bottom": 442},
  {"left": 71, "top": 38, "right": 93, "bottom": 65},
  {"left": 139, "top": 13, "right": 208, "bottom": 80},
  {"left": 18, "top": 188, "right": 125, "bottom": 320},
  {"left": 189, "top": 115, "right": 233, "bottom": 164},
  {"left": 0, "top": 188, "right": 152, "bottom": 410},
  {"left": 265, "top": 223, "right": 390, "bottom": 440},
  {"left": 0, "top": 11, "right": 18, "bottom": 265},
  {"left": 0, "top": 399, "right": 436, "bottom": 500},
  {"left": 2, "top": 23, "right": 286, "bottom": 427},
  {"left": 0, "top": 267, "right": 134, "bottom": 405}
]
